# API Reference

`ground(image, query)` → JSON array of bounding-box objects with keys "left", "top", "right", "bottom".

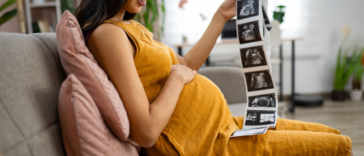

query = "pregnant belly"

[{"left": 161, "top": 74, "right": 236, "bottom": 154}]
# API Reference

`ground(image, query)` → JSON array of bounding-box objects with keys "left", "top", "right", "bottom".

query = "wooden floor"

[{"left": 285, "top": 100, "right": 364, "bottom": 155}]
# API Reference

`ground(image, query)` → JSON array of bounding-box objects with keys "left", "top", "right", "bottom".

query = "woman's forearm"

[
  {"left": 183, "top": 13, "right": 227, "bottom": 70},
  {"left": 137, "top": 73, "right": 185, "bottom": 147},
  {"left": 150, "top": 73, "right": 184, "bottom": 125}
]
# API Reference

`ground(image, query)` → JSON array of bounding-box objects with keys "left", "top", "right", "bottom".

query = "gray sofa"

[{"left": 0, "top": 32, "right": 247, "bottom": 156}]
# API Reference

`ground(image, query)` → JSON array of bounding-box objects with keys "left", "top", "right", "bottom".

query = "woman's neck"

[{"left": 109, "top": 9, "right": 130, "bottom": 23}]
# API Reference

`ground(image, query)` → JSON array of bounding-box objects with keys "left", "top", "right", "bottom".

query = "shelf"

[
  {"left": 30, "top": 2, "right": 57, "bottom": 8},
  {"left": 25, "top": 0, "right": 61, "bottom": 33}
]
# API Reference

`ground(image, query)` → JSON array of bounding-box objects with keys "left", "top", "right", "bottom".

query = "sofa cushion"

[
  {"left": 58, "top": 75, "right": 138, "bottom": 156},
  {"left": 0, "top": 33, "right": 66, "bottom": 156},
  {"left": 198, "top": 66, "right": 247, "bottom": 104},
  {"left": 56, "top": 11, "right": 130, "bottom": 141}
]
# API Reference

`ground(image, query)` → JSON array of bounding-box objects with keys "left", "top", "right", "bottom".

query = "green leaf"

[
  {"left": 353, "top": 49, "right": 364, "bottom": 81},
  {"left": 143, "top": 8, "right": 151, "bottom": 31},
  {"left": 0, "top": 9, "right": 17, "bottom": 26},
  {"left": 336, "top": 48, "right": 364, "bottom": 90},
  {"left": 161, "top": 0, "right": 165, "bottom": 36},
  {"left": 150, "top": 1, "right": 157, "bottom": 25},
  {"left": 333, "top": 47, "right": 343, "bottom": 90},
  {"left": 277, "top": 5, "right": 286, "bottom": 9},
  {"left": 134, "top": 0, "right": 165, "bottom": 38},
  {"left": 333, "top": 47, "right": 364, "bottom": 90},
  {"left": 0, "top": 0, "right": 16, "bottom": 12},
  {"left": 60, "top": 0, "right": 75, "bottom": 14},
  {"left": 148, "top": 0, "right": 156, "bottom": 32}
]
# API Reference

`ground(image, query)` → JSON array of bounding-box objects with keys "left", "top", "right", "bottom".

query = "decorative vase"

[
  {"left": 331, "top": 90, "right": 346, "bottom": 101},
  {"left": 350, "top": 90, "right": 363, "bottom": 102}
]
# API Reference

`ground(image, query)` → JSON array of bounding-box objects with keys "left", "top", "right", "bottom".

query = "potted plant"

[
  {"left": 134, "top": 0, "right": 165, "bottom": 41},
  {"left": 350, "top": 54, "right": 364, "bottom": 101},
  {"left": 332, "top": 47, "right": 363, "bottom": 101},
  {"left": 273, "top": 5, "right": 286, "bottom": 24},
  {"left": 0, "top": 0, "right": 17, "bottom": 26}
]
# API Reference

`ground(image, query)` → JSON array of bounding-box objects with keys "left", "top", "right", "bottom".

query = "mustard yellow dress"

[{"left": 103, "top": 20, "right": 352, "bottom": 156}]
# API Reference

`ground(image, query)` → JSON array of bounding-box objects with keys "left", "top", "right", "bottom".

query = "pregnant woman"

[{"left": 76, "top": 0, "right": 353, "bottom": 155}]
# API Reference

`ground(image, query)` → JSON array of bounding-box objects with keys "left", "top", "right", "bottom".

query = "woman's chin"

[{"left": 128, "top": 7, "right": 143, "bottom": 14}]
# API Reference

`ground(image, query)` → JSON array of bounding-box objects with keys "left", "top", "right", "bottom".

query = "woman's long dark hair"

[{"left": 75, "top": 0, "right": 136, "bottom": 36}]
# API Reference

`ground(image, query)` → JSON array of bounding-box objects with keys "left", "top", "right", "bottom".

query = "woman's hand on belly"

[{"left": 170, "top": 64, "right": 197, "bottom": 85}]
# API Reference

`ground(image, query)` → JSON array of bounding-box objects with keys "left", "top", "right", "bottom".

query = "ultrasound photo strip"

[
  {"left": 245, "top": 110, "right": 276, "bottom": 126},
  {"left": 240, "top": 45, "right": 267, "bottom": 68},
  {"left": 235, "top": 0, "right": 278, "bottom": 132},
  {"left": 262, "top": 6, "right": 272, "bottom": 31},
  {"left": 237, "top": 21, "right": 263, "bottom": 44},
  {"left": 248, "top": 93, "right": 276, "bottom": 108},
  {"left": 244, "top": 70, "right": 274, "bottom": 92},
  {"left": 237, "top": 0, "right": 260, "bottom": 20}
]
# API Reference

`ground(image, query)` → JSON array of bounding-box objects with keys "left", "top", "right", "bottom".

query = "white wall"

[
  {"left": 269, "top": 0, "right": 364, "bottom": 94},
  {"left": 161, "top": 0, "right": 364, "bottom": 95},
  {"left": 161, "top": 0, "right": 222, "bottom": 48}
]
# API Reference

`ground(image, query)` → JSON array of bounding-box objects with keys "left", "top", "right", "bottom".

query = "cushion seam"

[
  {"left": 67, "top": 15, "right": 80, "bottom": 55},
  {"left": 2, "top": 123, "right": 61, "bottom": 155},
  {"left": 0, "top": 96, "right": 26, "bottom": 143},
  {"left": 0, "top": 97, "right": 34, "bottom": 156},
  {"left": 70, "top": 81, "right": 86, "bottom": 156}
]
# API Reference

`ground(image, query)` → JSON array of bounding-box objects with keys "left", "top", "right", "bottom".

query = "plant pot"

[
  {"left": 331, "top": 90, "right": 346, "bottom": 101},
  {"left": 350, "top": 90, "right": 363, "bottom": 102}
]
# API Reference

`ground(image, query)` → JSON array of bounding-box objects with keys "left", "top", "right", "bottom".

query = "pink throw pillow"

[
  {"left": 56, "top": 11, "right": 130, "bottom": 141},
  {"left": 58, "top": 75, "right": 138, "bottom": 156}
]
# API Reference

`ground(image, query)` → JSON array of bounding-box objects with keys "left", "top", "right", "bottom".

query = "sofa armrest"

[{"left": 198, "top": 66, "right": 247, "bottom": 104}]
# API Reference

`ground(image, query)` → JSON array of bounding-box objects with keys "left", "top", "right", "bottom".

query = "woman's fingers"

[
  {"left": 218, "top": 0, "right": 237, "bottom": 21},
  {"left": 179, "top": 0, "right": 188, "bottom": 8},
  {"left": 170, "top": 64, "right": 197, "bottom": 84},
  {"left": 192, "top": 70, "right": 197, "bottom": 75}
]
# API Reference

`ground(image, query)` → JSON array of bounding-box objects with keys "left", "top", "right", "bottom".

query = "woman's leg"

[
  {"left": 229, "top": 117, "right": 352, "bottom": 156},
  {"left": 227, "top": 129, "right": 352, "bottom": 156},
  {"left": 233, "top": 116, "right": 340, "bottom": 134}
]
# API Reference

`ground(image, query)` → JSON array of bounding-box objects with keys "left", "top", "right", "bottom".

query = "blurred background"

[
  {"left": 1, "top": 0, "right": 363, "bottom": 154},
  {"left": 3, "top": 0, "right": 362, "bottom": 97}
]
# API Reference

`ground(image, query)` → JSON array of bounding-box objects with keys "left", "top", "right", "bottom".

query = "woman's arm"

[
  {"left": 88, "top": 24, "right": 197, "bottom": 148},
  {"left": 177, "top": 0, "right": 236, "bottom": 70}
]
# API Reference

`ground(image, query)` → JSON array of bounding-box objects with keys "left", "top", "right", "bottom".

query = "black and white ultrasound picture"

[
  {"left": 248, "top": 93, "right": 276, "bottom": 107},
  {"left": 240, "top": 46, "right": 267, "bottom": 68},
  {"left": 245, "top": 110, "right": 276, "bottom": 126},
  {"left": 237, "top": 0, "right": 259, "bottom": 20},
  {"left": 245, "top": 70, "right": 274, "bottom": 92},
  {"left": 238, "top": 21, "right": 262, "bottom": 44}
]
